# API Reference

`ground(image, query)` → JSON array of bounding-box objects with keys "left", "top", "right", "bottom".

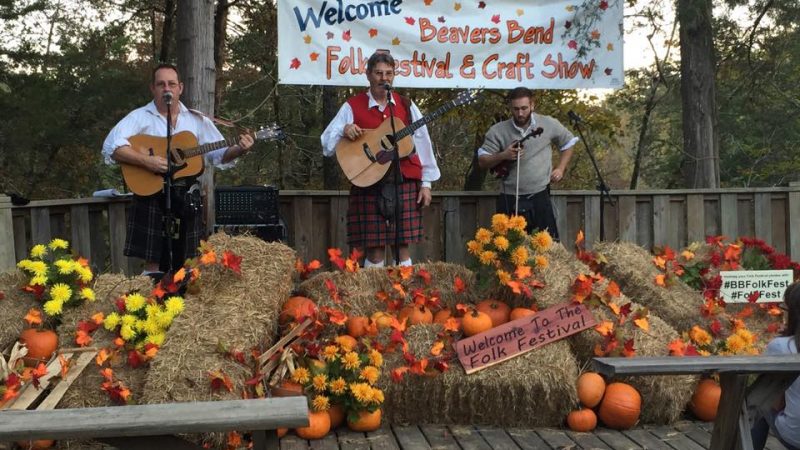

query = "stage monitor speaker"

[{"left": 214, "top": 185, "right": 280, "bottom": 225}]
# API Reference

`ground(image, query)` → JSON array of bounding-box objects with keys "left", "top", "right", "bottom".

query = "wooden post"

[
  {"left": 710, "top": 373, "right": 749, "bottom": 450},
  {"left": 789, "top": 182, "right": 800, "bottom": 261},
  {"left": 0, "top": 195, "right": 14, "bottom": 271}
]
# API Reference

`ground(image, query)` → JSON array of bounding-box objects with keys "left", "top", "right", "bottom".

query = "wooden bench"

[
  {"left": 593, "top": 354, "right": 800, "bottom": 450},
  {"left": 0, "top": 397, "right": 308, "bottom": 450}
]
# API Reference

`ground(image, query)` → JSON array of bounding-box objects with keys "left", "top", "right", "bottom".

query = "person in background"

[
  {"left": 320, "top": 51, "right": 440, "bottom": 267},
  {"left": 102, "top": 63, "right": 254, "bottom": 280},
  {"left": 751, "top": 281, "right": 800, "bottom": 450}
]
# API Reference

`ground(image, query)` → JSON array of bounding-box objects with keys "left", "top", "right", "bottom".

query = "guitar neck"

[
  {"left": 395, "top": 99, "right": 460, "bottom": 140},
  {"left": 182, "top": 136, "right": 241, "bottom": 158}
]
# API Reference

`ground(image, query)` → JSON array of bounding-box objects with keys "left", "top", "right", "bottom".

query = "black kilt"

[
  {"left": 347, "top": 180, "right": 424, "bottom": 248},
  {"left": 124, "top": 185, "right": 204, "bottom": 271}
]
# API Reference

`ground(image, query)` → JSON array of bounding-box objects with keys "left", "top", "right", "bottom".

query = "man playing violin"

[{"left": 477, "top": 87, "right": 577, "bottom": 239}]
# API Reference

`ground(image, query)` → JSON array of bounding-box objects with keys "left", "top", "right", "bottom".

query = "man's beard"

[{"left": 513, "top": 112, "right": 532, "bottom": 128}]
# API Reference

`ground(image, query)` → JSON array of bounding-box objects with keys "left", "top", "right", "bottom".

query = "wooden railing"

[{"left": 3, "top": 184, "right": 800, "bottom": 275}]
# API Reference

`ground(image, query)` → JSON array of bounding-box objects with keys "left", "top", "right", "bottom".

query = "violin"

[{"left": 489, "top": 127, "right": 544, "bottom": 180}]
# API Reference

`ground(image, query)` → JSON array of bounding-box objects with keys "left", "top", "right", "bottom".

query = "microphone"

[
  {"left": 382, "top": 83, "right": 392, "bottom": 92},
  {"left": 568, "top": 110, "right": 583, "bottom": 123},
  {"left": 163, "top": 91, "right": 173, "bottom": 105}
]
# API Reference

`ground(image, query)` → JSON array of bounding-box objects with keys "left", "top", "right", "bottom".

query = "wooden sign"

[{"left": 455, "top": 302, "right": 597, "bottom": 374}]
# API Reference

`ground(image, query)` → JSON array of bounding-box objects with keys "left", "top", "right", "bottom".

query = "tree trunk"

[
  {"left": 322, "top": 86, "right": 340, "bottom": 189},
  {"left": 177, "top": 0, "right": 217, "bottom": 233},
  {"left": 213, "top": 0, "right": 229, "bottom": 114},
  {"left": 677, "top": 0, "right": 720, "bottom": 188},
  {"left": 159, "top": 0, "right": 176, "bottom": 63},
  {"left": 463, "top": 130, "right": 487, "bottom": 190}
]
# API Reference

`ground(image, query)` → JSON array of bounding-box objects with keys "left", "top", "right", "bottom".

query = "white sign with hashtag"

[{"left": 719, "top": 270, "right": 793, "bottom": 303}]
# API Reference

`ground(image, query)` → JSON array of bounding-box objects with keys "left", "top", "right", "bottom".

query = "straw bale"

[
  {"left": 379, "top": 324, "right": 578, "bottom": 427},
  {"left": 57, "top": 274, "right": 153, "bottom": 409},
  {"left": 0, "top": 270, "right": 39, "bottom": 350},
  {"left": 593, "top": 241, "right": 703, "bottom": 333}
]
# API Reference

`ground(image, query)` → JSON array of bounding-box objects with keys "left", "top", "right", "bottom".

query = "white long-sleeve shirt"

[
  {"left": 102, "top": 101, "right": 234, "bottom": 170},
  {"left": 320, "top": 90, "right": 440, "bottom": 187}
]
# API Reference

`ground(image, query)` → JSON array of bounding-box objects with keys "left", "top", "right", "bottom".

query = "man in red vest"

[{"left": 321, "top": 51, "right": 440, "bottom": 267}]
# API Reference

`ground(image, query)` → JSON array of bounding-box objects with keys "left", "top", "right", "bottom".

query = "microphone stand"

[
  {"left": 570, "top": 115, "right": 614, "bottom": 241},
  {"left": 385, "top": 85, "right": 402, "bottom": 266},
  {"left": 162, "top": 95, "right": 177, "bottom": 274}
]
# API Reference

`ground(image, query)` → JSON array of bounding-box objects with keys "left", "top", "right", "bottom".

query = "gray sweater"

[{"left": 480, "top": 113, "right": 575, "bottom": 195}]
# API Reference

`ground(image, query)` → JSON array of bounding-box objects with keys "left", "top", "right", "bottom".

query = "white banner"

[
  {"left": 277, "top": 0, "right": 623, "bottom": 89},
  {"left": 719, "top": 270, "right": 793, "bottom": 303}
]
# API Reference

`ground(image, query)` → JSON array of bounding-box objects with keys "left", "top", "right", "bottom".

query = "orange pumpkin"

[
  {"left": 598, "top": 382, "right": 641, "bottom": 430},
  {"left": 347, "top": 409, "right": 382, "bottom": 432},
  {"left": 462, "top": 310, "right": 493, "bottom": 336},
  {"left": 272, "top": 380, "right": 304, "bottom": 397},
  {"left": 690, "top": 378, "right": 721, "bottom": 421},
  {"left": 19, "top": 328, "right": 58, "bottom": 367},
  {"left": 279, "top": 296, "right": 316, "bottom": 325},
  {"left": 406, "top": 306, "right": 433, "bottom": 325},
  {"left": 476, "top": 300, "right": 511, "bottom": 327},
  {"left": 576, "top": 372, "right": 606, "bottom": 408},
  {"left": 335, "top": 335, "right": 358, "bottom": 351},
  {"left": 296, "top": 410, "right": 331, "bottom": 440},
  {"left": 509, "top": 307, "right": 536, "bottom": 321},
  {"left": 370, "top": 311, "right": 394, "bottom": 329},
  {"left": 566, "top": 408, "right": 597, "bottom": 432},
  {"left": 346, "top": 316, "right": 371, "bottom": 338},
  {"left": 16, "top": 440, "right": 55, "bottom": 450},
  {"left": 328, "top": 404, "right": 345, "bottom": 428},
  {"left": 276, "top": 428, "right": 288, "bottom": 438}
]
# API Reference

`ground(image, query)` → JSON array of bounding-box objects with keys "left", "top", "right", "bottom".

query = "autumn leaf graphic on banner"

[
  {"left": 405, "top": 16, "right": 415, "bottom": 25},
  {"left": 607, "top": 43, "right": 614, "bottom": 51},
  {"left": 565, "top": 20, "right": 572, "bottom": 29},
  {"left": 568, "top": 40, "right": 577, "bottom": 50},
  {"left": 368, "top": 28, "right": 378, "bottom": 37},
  {"left": 604, "top": 68, "right": 613, "bottom": 75},
  {"left": 478, "top": 1, "right": 486, "bottom": 8},
  {"left": 303, "top": 35, "right": 311, "bottom": 44},
  {"left": 392, "top": 37, "right": 401, "bottom": 45},
  {"left": 600, "top": 0, "right": 609, "bottom": 10},
  {"left": 491, "top": 14, "right": 500, "bottom": 24},
  {"left": 424, "top": 0, "right": 433, "bottom": 5},
  {"left": 310, "top": 52, "right": 319, "bottom": 61},
  {"left": 438, "top": 16, "right": 446, "bottom": 23},
  {"left": 590, "top": 29, "right": 601, "bottom": 40},
  {"left": 516, "top": 9, "right": 524, "bottom": 16},
  {"left": 342, "top": 30, "right": 351, "bottom": 41},
  {"left": 289, "top": 58, "right": 301, "bottom": 69},
  {"left": 326, "top": 31, "right": 334, "bottom": 39},
  {"left": 566, "top": 5, "right": 575, "bottom": 12},
  {"left": 454, "top": 2, "right": 462, "bottom": 11}
]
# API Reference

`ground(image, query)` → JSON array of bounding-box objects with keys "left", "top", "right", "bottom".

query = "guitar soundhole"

[{"left": 362, "top": 143, "right": 376, "bottom": 162}]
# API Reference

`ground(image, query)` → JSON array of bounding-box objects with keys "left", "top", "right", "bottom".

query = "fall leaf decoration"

[{"left": 209, "top": 369, "right": 235, "bottom": 393}]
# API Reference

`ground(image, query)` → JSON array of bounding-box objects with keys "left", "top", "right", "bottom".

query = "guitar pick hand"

[{"left": 145, "top": 155, "right": 169, "bottom": 174}]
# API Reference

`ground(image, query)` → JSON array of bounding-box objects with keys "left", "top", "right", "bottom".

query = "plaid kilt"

[
  {"left": 347, "top": 180, "right": 424, "bottom": 248},
  {"left": 124, "top": 186, "right": 204, "bottom": 269}
]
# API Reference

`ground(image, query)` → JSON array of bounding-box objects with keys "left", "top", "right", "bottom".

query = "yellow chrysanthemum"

[
  {"left": 120, "top": 324, "right": 137, "bottom": 341},
  {"left": 312, "top": 395, "right": 330, "bottom": 412},
  {"left": 291, "top": 367, "right": 311, "bottom": 384},
  {"left": 17, "top": 259, "right": 32, "bottom": 270},
  {"left": 736, "top": 328, "right": 756, "bottom": 345},
  {"left": 104, "top": 312, "right": 121, "bottom": 331},
  {"left": 493, "top": 236, "right": 510, "bottom": 251},
  {"left": 496, "top": 269, "right": 511, "bottom": 285},
  {"left": 121, "top": 314, "right": 137, "bottom": 327},
  {"left": 359, "top": 366, "right": 379, "bottom": 385},
  {"left": 81, "top": 287, "right": 96, "bottom": 302},
  {"left": 534, "top": 255, "right": 549, "bottom": 269},
  {"left": 698, "top": 349, "right": 711, "bottom": 356},
  {"left": 133, "top": 319, "right": 147, "bottom": 332},
  {"left": 321, "top": 345, "right": 339, "bottom": 362},
  {"left": 125, "top": 293, "right": 146, "bottom": 312},
  {"left": 43, "top": 299, "right": 64, "bottom": 316},
  {"left": 77, "top": 266, "right": 93, "bottom": 283},
  {"left": 350, "top": 382, "right": 372, "bottom": 404},
  {"left": 165, "top": 296, "right": 185, "bottom": 316},
  {"left": 146, "top": 333, "right": 166, "bottom": 346},
  {"left": 342, "top": 351, "right": 361, "bottom": 370},
  {"left": 467, "top": 240, "right": 483, "bottom": 255},
  {"left": 50, "top": 283, "right": 72, "bottom": 303},
  {"left": 155, "top": 311, "right": 174, "bottom": 329},
  {"left": 475, "top": 228, "right": 493, "bottom": 244},
  {"left": 725, "top": 334, "right": 747, "bottom": 354},
  {"left": 508, "top": 215, "right": 527, "bottom": 231},
  {"left": 312, "top": 374, "right": 328, "bottom": 392},
  {"left": 329, "top": 377, "right": 347, "bottom": 395},
  {"left": 491, "top": 214, "right": 510, "bottom": 235},
  {"left": 689, "top": 326, "right": 712, "bottom": 346},
  {"left": 335, "top": 335, "right": 356, "bottom": 351},
  {"left": 31, "top": 274, "right": 48, "bottom": 286},
  {"left": 142, "top": 319, "right": 161, "bottom": 336},
  {"left": 478, "top": 250, "right": 497, "bottom": 265},
  {"left": 54, "top": 259, "right": 75, "bottom": 275},
  {"left": 511, "top": 247, "right": 529, "bottom": 266},
  {"left": 145, "top": 303, "right": 161, "bottom": 317},
  {"left": 369, "top": 350, "right": 383, "bottom": 367},
  {"left": 28, "top": 260, "right": 47, "bottom": 277},
  {"left": 371, "top": 387, "right": 385, "bottom": 404},
  {"left": 48, "top": 238, "right": 69, "bottom": 250},
  {"left": 29, "top": 245, "right": 47, "bottom": 258},
  {"left": 531, "top": 230, "right": 553, "bottom": 252}
]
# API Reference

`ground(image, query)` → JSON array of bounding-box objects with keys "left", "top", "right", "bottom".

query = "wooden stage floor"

[{"left": 278, "top": 420, "right": 790, "bottom": 450}]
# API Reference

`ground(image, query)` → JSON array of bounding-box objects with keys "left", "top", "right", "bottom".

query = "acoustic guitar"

[
  {"left": 489, "top": 126, "right": 544, "bottom": 180},
  {"left": 336, "top": 89, "right": 481, "bottom": 187},
  {"left": 120, "top": 124, "right": 284, "bottom": 196}
]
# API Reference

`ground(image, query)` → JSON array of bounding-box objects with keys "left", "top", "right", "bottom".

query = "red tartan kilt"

[{"left": 347, "top": 181, "right": 423, "bottom": 248}]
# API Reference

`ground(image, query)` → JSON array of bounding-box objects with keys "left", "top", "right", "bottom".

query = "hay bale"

[
  {"left": 0, "top": 270, "right": 40, "bottom": 350},
  {"left": 57, "top": 274, "right": 153, "bottom": 409},
  {"left": 379, "top": 324, "right": 578, "bottom": 427},
  {"left": 593, "top": 241, "right": 703, "bottom": 333}
]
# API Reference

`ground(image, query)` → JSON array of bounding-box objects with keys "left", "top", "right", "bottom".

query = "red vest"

[{"left": 347, "top": 91, "right": 423, "bottom": 180}]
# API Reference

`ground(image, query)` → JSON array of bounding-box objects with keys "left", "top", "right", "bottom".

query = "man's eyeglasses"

[
  {"left": 371, "top": 70, "right": 395, "bottom": 77},
  {"left": 155, "top": 81, "right": 180, "bottom": 89}
]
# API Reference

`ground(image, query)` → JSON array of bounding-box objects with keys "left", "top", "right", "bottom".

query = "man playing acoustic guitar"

[
  {"left": 102, "top": 63, "right": 254, "bottom": 279},
  {"left": 321, "top": 51, "right": 440, "bottom": 268},
  {"left": 477, "top": 87, "right": 577, "bottom": 240}
]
